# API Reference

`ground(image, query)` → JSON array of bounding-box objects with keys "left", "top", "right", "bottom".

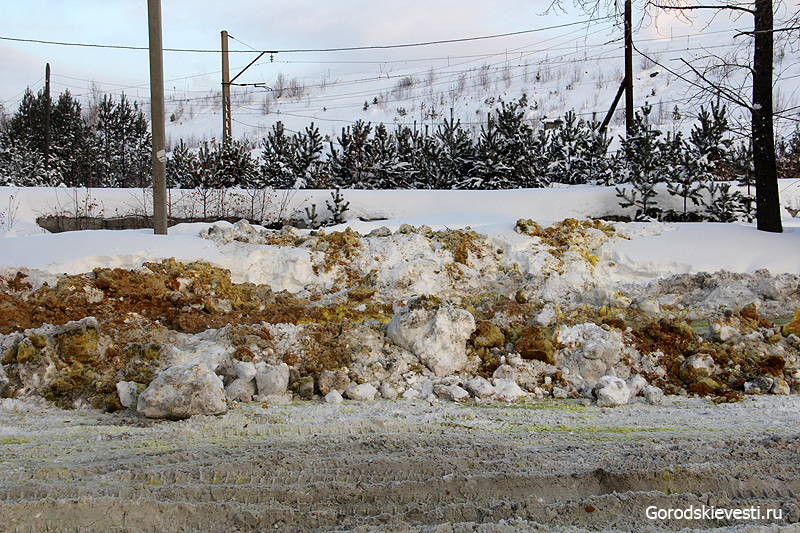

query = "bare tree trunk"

[{"left": 753, "top": 0, "right": 783, "bottom": 232}]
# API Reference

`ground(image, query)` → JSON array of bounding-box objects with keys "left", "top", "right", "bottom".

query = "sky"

[{"left": 0, "top": 0, "right": 753, "bottom": 111}]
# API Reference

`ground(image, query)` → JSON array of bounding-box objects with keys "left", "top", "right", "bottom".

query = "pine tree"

[
  {"left": 216, "top": 139, "right": 257, "bottom": 189},
  {"left": 778, "top": 127, "right": 800, "bottom": 181},
  {"left": 547, "top": 111, "right": 581, "bottom": 184},
  {"left": 546, "top": 110, "right": 612, "bottom": 185},
  {"left": 50, "top": 90, "right": 92, "bottom": 187},
  {"left": 435, "top": 116, "right": 475, "bottom": 189},
  {"left": 329, "top": 120, "right": 374, "bottom": 188},
  {"left": 407, "top": 125, "right": 443, "bottom": 189},
  {"left": 0, "top": 139, "right": 48, "bottom": 186},
  {"left": 94, "top": 94, "right": 151, "bottom": 187},
  {"left": 326, "top": 187, "right": 350, "bottom": 224},
  {"left": 293, "top": 123, "right": 328, "bottom": 188},
  {"left": 474, "top": 117, "right": 507, "bottom": 189},
  {"left": 584, "top": 118, "right": 613, "bottom": 185},
  {"left": 730, "top": 140, "right": 757, "bottom": 222},
  {"left": 704, "top": 181, "right": 744, "bottom": 222},
  {"left": 6, "top": 88, "right": 47, "bottom": 154},
  {"left": 3, "top": 87, "right": 91, "bottom": 186},
  {"left": 669, "top": 102, "right": 737, "bottom": 221},
  {"left": 369, "top": 123, "right": 407, "bottom": 189},
  {"left": 259, "top": 121, "right": 296, "bottom": 189},
  {"left": 686, "top": 102, "right": 734, "bottom": 181},
  {"left": 394, "top": 126, "right": 420, "bottom": 188},
  {"left": 475, "top": 96, "right": 545, "bottom": 189},
  {"left": 165, "top": 140, "right": 196, "bottom": 189},
  {"left": 616, "top": 104, "right": 665, "bottom": 221}
]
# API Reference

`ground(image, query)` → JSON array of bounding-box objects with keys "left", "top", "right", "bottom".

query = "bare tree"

[
  {"left": 647, "top": 0, "right": 798, "bottom": 233},
  {"left": 552, "top": 0, "right": 794, "bottom": 232}
]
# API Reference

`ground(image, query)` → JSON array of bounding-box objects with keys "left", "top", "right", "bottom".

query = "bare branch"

[
  {"left": 631, "top": 41, "right": 752, "bottom": 110},
  {"left": 735, "top": 24, "right": 800, "bottom": 36},
  {"left": 650, "top": 3, "right": 755, "bottom": 15},
  {"left": 678, "top": 58, "right": 752, "bottom": 109}
]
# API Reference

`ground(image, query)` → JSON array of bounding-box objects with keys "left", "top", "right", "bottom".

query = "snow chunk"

[
  {"left": 387, "top": 297, "right": 476, "bottom": 376},
  {"left": 492, "top": 378, "right": 527, "bottom": 402},
  {"left": 137, "top": 363, "right": 227, "bottom": 420},
  {"left": 556, "top": 323, "right": 624, "bottom": 381},
  {"left": 346, "top": 382, "right": 378, "bottom": 401},
  {"left": 594, "top": 375, "right": 631, "bottom": 407},
  {"left": 116, "top": 381, "right": 139, "bottom": 409}
]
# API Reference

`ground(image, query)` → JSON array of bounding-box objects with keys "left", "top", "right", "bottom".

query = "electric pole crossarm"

[{"left": 229, "top": 51, "right": 268, "bottom": 85}]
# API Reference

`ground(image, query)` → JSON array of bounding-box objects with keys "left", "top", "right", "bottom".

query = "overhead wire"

[
  {"left": 0, "top": 17, "right": 615, "bottom": 55},
  {"left": 5, "top": 16, "right": 797, "bottom": 138}
]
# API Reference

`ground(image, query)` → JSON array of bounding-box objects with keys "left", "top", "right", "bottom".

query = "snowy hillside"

[{"left": 161, "top": 16, "right": 800, "bottom": 150}]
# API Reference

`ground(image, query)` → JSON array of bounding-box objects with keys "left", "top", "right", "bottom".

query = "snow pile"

[{"left": 1, "top": 186, "right": 800, "bottom": 417}]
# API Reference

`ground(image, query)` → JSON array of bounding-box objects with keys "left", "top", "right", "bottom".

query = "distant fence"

[{"left": 36, "top": 215, "right": 263, "bottom": 233}]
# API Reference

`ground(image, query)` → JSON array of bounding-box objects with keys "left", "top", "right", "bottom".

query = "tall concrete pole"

[
  {"left": 44, "top": 63, "right": 51, "bottom": 172},
  {"left": 148, "top": 0, "right": 168, "bottom": 235},
  {"left": 221, "top": 30, "right": 232, "bottom": 144}
]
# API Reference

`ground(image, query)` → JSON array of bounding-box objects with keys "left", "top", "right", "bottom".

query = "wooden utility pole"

[
  {"left": 147, "top": 0, "right": 168, "bottom": 235},
  {"left": 44, "top": 63, "right": 51, "bottom": 171},
  {"left": 624, "top": 0, "right": 634, "bottom": 135},
  {"left": 221, "top": 30, "right": 232, "bottom": 144}
]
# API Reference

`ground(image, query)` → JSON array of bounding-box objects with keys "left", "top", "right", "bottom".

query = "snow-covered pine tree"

[
  {"left": 394, "top": 126, "right": 418, "bottom": 187},
  {"left": 292, "top": 123, "right": 328, "bottom": 188},
  {"left": 584, "top": 118, "right": 613, "bottom": 185},
  {"left": 48, "top": 90, "right": 91, "bottom": 187},
  {"left": 326, "top": 186, "right": 350, "bottom": 224},
  {"left": 436, "top": 116, "right": 476, "bottom": 190},
  {"left": 3, "top": 88, "right": 91, "bottom": 186},
  {"left": 369, "top": 123, "right": 409, "bottom": 189},
  {"left": 408, "top": 125, "right": 443, "bottom": 189},
  {"left": 704, "top": 181, "right": 744, "bottom": 222},
  {"left": 184, "top": 141, "right": 220, "bottom": 219},
  {"left": 5, "top": 88, "right": 47, "bottom": 154},
  {"left": 94, "top": 94, "right": 151, "bottom": 187},
  {"left": 665, "top": 146, "right": 704, "bottom": 221},
  {"left": 476, "top": 95, "right": 545, "bottom": 189},
  {"left": 216, "top": 139, "right": 257, "bottom": 189},
  {"left": 474, "top": 116, "right": 506, "bottom": 189},
  {"left": 329, "top": 120, "right": 374, "bottom": 188},
  {"left": 679, "top": 102, "right": 739, "bottom": 222},
  {"left": 0, "top": 140, "right": 49, "bottom": 186},
  {"left": 778, "top": 127, "right": 800, "bottom": 181},
  {"left": 680, "top": 102, "right": 734, "bottom": 190},
  {"left": 260, "top": 121, "right": 298, "bottom": 189},
  {"left": 165, "top": 140, "right": 196, "bottom": 189},
  {"left": 729, "top": 141, "right": 756, "bottom": 221},
  {"left": 616, "top": 104, "right": 665, "bottom": 221},
  {"left": 547, "top": 110, "right": 599, "bottom": 185}
]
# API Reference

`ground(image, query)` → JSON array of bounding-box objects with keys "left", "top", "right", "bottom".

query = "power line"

[{"left": 0, "top": 17, "right": 615, "bottom": 55}]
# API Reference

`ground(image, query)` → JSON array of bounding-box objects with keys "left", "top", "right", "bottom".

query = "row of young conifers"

[{"left": 3, "top": 88, "right": 800, "bottom": 223}]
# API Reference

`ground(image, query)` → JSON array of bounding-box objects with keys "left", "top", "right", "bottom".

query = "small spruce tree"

[{"left": 616, "top": 104, "right": 665, "bottom": 221}]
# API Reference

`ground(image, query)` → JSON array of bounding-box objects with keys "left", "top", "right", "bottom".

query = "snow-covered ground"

[
  {"left": 2, "top": 185, "right": 800, "bottom": 532},
  {"left": 2, "top": 183, "right": 800, "bottom": 288}
]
